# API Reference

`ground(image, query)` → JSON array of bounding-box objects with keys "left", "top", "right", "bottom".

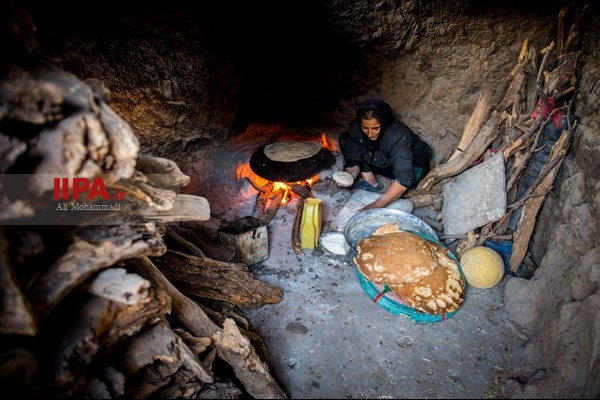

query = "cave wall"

[
  {"left": 318, "top": 0, "right": 565, "bottom": 161},
  {"left": 15, "top": 0, "right": 600, "bottom": 398},
  {"left": 26, "top": 1, "right": 240, "bottom": 166}
]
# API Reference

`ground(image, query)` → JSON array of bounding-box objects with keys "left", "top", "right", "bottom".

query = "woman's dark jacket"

[{"left": 344, "top": 98, "right": 432, "bottom": 189}]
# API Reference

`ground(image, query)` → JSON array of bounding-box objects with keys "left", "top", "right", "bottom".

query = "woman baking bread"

[{"left": 334, "top": 98, "right": 433, "bottom": 210}]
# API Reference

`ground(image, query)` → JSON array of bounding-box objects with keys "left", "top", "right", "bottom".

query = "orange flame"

[
  {"left": 236, "top": 161, "right": 319, "bottom": 206},
  {"left": 320, "top": 132, "right": 337, "bottom": 151}
]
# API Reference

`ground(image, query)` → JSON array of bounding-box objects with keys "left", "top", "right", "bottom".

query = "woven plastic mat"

[{"left": 354, "top": 229, "right": 466, "bottom": 324}]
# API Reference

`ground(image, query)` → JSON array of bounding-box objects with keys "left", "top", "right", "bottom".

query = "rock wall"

[{"left": 15, "top": 0, "right": 600, "bottom": 397}]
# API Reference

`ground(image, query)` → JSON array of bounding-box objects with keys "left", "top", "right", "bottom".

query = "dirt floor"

[{"left": 194, "top": 127, "right": 522, "bottom": 399}]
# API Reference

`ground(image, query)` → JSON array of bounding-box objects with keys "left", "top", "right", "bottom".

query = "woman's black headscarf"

[{"left": 355, "top": 98, "right": 396, "bottom": 132}]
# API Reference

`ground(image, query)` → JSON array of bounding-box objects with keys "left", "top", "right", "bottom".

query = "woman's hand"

[{"left": 359, "top": 181, "right": 408, "bottom": 211}]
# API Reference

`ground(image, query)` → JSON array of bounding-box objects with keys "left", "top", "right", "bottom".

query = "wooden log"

[
  {"left": 562, "top": 4, "right": 586, "bottom": 55},
  {"left": 127, "top": 257, "right": 287, "bottom": 398},
  {"left": 537, "top": 42, "right": 556, "bottom": 91},
  {"left": 82, "top": 267, "right": 151, "bottom": 305},
  {"left": 54, "top": 280, "right": 171, "bottom": 397},
  {"left": 505, "top": 125, "right": 544, "bottom": 194},
  {"left": 291, "top": 198, "right": 305, "bottom": 255},
  {"left": 493, "top": 64, "right": 527, "bottom": 114},
  {"left": 543, "top": 51, "right": 580, "bottom": 96},
  {"left": 150, "top": 250, "right": 284, "bottom": 308},
  {"left": 197, "top": 381, "right": 243, "bottom": 399},
  {"left": 556, "top": 4, "right": 569, "bottom": 56},
  {"left": 289, "top": 182, "right": 311, "bottom": 199},
  {"left": 165, "top": 224, "right": 207, "bottom": 258},
  {"left": 404, "top": 189, "right": 444, "bottom": 210},
  {"left": 196, "top": 302, "right": 271, "bottom": 363},
  {"left": 174, "top": 328, "right": 212, "bottom": 355},
  {"left": 213, "top": 318, "right": 288, "bottom": 399},
  {"left": 126, "top": 256, "right": 220, "bottom": 338},
  {"left": 135, "top": 153, "right": 191, "bottom": 188},
  {"left": 142, "top": 193, "right": 211, "bottom": 222},
  {"left": 255, "top": 183, "right": 284, "bottom": 225},
  {"left": 509, "top": 126, "right": 572, "bottom": 272},
  {"left": 119, "top": 319, "right": 214, "bottom": 399},
  {"left": 502, "top": 112, "right": 545, "bottom": 161},
  {"left": 27, "top": 223, "right": 166, "bottom": 320},
  {"left": 447, "top": 89, "right": 493, "bottom": 162}
]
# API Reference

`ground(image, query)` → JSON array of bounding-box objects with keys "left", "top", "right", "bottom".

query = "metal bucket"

[{"left": 218, "top": 216, "right": 269, "bottom": 265}]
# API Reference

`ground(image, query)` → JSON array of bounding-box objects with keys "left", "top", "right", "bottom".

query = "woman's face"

[{"left": 361, "top": 118, "right": 381, "bottom": 141}]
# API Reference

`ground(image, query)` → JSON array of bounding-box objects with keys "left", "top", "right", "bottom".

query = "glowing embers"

[{"left": 236, "top": 161, "right": 318, "bottom": 207}]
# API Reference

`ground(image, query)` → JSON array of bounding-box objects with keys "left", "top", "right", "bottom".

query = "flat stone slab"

[
  {"left": 442, "top": 152, "right": 506, "bottom": 236},
  {"left": 330, "top": 190, "right": 414, "bottom": 232}
]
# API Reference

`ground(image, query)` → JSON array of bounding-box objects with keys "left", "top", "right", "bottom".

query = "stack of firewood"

[
  {"left": 409, "top": 3, "right": 585, "bottom": 273},
  {"left": 0, "top": 7, "right": 288, "bottom": 397}
]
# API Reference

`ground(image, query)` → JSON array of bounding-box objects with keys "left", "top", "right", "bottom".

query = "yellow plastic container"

[{"left": 300, "top": 198, "right": 322, "bottom": 249}]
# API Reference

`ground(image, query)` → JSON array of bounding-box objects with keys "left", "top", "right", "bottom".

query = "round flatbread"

[
  {"left": 388, "top": 243, "right": 465, "bottom": 315},
  {"left": 332, "top": 171, "right": 354, "bottom": 187},
  {"left": 263, "top": 141, "right": 322, "bottom": 162},
  {"left": 354, "top": 230, "right": 439, "bottom": 284}
]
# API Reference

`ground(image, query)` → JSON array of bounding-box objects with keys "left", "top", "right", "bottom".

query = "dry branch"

[
  {"left": 165, "top": 224, "right": 207, "bottom": 258},
  {"left": 166, "top": 223, "right": 236, "bottom": 262},
  {"left": 509, "top": 126, "right": 573, "bottom": 271},
  {"left": 127, "top": 257, "right": 287, "bottom": 398},
  {"left": 418, "top": 111, "right": 502, "bottom": 190},
  {"left": 448, "top": 89, "right": 493, "bottom": 162}
]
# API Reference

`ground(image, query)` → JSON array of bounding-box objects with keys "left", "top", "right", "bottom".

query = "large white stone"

[{"left": 442, "top": 152, "right": 506, "bottom": 236}]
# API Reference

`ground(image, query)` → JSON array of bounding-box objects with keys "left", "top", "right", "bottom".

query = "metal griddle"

[{"left": 249, "top": 143, "right": 336, "bottom": 183}]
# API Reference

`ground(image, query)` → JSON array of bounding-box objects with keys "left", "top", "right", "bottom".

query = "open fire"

[
  {"left": 236, "top": 161, "right": 318, "bottom": 206},
  {"left": 235, "top": 132, "right": 334, "bottom": 207},
  {"left": 235, "top": 133, "right": 335, "bottom": 253}
]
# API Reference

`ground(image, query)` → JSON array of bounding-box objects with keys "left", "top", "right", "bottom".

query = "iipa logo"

[{"left": 53, "top": 177, "right": 126, "bottom": 201}]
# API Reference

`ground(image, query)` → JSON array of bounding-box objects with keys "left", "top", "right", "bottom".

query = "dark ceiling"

[{"left": 18, "top": 0, "right": 370, "bottom": 128}]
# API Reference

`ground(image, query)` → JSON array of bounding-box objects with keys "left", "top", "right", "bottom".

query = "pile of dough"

[{"left": 332, "top": 171, "right": 354, "bottom": 187}]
